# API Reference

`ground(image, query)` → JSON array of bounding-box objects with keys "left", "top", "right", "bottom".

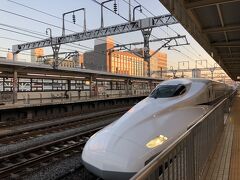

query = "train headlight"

[{"left": 146, "top": 135, "right": 168, "bottom": 148}]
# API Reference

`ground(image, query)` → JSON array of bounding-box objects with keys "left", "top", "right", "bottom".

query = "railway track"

[
  {"left": 0, "top": 109, "right": 88, "bottom": 128},
  {"left": 0, "top": 107, "right": 128, "bottom": 145},
  {"left": 0, "top": 127, "right": 102, "bottom": 179},
  {"left": 0, "top": 105, "right": 130, "bottom": 129}
]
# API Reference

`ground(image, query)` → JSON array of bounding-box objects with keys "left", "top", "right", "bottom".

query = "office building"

[
  {"left": 31, "top": 48, "right": 44, "bottom": 63},
  {"left": 83, "top": 37, "right": 167, "bottom": 77}
]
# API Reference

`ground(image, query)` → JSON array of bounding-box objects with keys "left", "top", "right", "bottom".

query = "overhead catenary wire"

[
  {"left": 1, "top": 26, "right": 165, "bottom": 72},
  {"left": 126, "top": 0, "right": 208, "bottom": 65},
  {"left": 0, "top": 36, "right": 28, "bottom": 43},
  {"left": 5, "top": 0, "right": 198, "bottom": 62},
  {"left": 0, "top": 8, "right": 76, "bottom": 34},
  {"left": 0, "top": 7, "right": 103, "bottom": 54},
  {"left": 0, "top": 47, "right": 43, "bottom": 58},
  {"left": 2, "top": 0, "right": 169, "bottom": 69},
  {"left": 0, "top": 3, "right": 155, "bottom": 62},
  {"left": 171, "top": 47, "right": 205, "bottom": 69},
  {"left": 0, "top": 27, "right": 101, "bottom": 54},
  {"left": 0, "top": 23, "right": 48, "bottom": 37},
  {"left": 6, "top": 0, "right": 124, "bottom": 46},
  {"left": 125, "top": 0, "right": 210, "bottom": 68},
  {"left": 3, "top": 0, "right": 129, "bottom": 54},
  {"left": 91, "top": 0, "right": 129, "bottom": 21},
  {"left": 92, "top": 0, "right": 172, "bottom": 53},
  {"left": 0, "top": 25, "right": 89, "bottom": 51},
  {"left": 136, "top": 0, "right": 209, "bottom": 67},
  {"left": 0, "top": 8, "right": 95, "bottom": 56},
  {"left": 91, "top": 0, "right": 171, "bottom": 48},
  {"left": 7, "top": 0, "right": 85, "bottom": 30},
  {"left": 0, "top": 41, "right": 85, "bottom": 58},
  {"left": 120, "top": 0, "right": 201, "bottom": 69},
  {"left": 0, "top": 27, "right": 41, "bottom": 39},
  {"left": 0, "top": 23, "right": 125, "bottom": 61},
  {"left": 0, "top": 32, "right": 87, "bottom": 57},
  {"left": 5, "top": 0, "right": 171, "bottom": 53},
  {"left": 121, "top": 0, "right": 171, "bottom": 37},
  {"left": 0, "top": 5, "right": 108, "bottom": 53},
  {"left": 120, "top": 0, "right": 197, "bottom": 65}
]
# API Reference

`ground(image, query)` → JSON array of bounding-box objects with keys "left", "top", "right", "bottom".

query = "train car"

[{"left": 82, "top": 78, "right": 232, "bottom": 180}]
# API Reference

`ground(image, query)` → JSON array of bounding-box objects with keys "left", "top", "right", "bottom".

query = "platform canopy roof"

[
  {"left": 0, "top": 60, "right": 162, "bottom": 82},
  {"left": 160, "top": 0, "right": 240, "bottom": 80}
]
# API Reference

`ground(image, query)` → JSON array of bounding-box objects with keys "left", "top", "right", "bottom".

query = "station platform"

[
  {"left": 203, "top": 93, "right": 240, "bottom": 180},
  {"left": 0, "top": 93, "right": 147, "bottom": 110}
]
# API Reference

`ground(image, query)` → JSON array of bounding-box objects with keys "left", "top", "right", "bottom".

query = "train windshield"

[{"left": 149, "top": 84, "right": 186, "bottom": 98}]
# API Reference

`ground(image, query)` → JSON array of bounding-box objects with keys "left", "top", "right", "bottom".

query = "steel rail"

[
  {"left": 0, "top": 127, "right": 102, "bottom": 179},
  {"left": 0, "top": 107, "right": 129, "bottom": 144}
]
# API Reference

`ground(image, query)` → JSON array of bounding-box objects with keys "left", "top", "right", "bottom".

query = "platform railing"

[
  {"left": 13, "top": 90, "right": 151, "bottom": 105},
  {"left": 131, "top": 91, "right": 237, "bottom": 180}
]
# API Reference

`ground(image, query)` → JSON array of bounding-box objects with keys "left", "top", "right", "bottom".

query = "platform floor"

[{"left": 203, "top": 94, "right": 240, "bottom": 180}]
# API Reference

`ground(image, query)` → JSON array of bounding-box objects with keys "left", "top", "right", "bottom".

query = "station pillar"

[
  {"left": 149, "top": 80, "right": 153, "bottom": 92},
  {"left": 142, "top": 28, "right": 152, "bottom": 77},
  {"left": 95, "top": 78, "right": 98, "bottom": 97},
  {"left": 67, "top": 79, "right": 71, "bottom": 91},
  {"left": 89, "top": 76, "right": 98, "bottom": 98},
  {"left": 192, "top": 69, "right": 201, "bottom": 78},
  {"left": 209, "top": 68, "right": 215, "bottom": 79},
  {"left": 125, "top": 79, "right": 130, "bottom": 96},
  {"left": 89, "top": 75, "right": 93, "bottom": 98},
  {"left": 12, "top": 70, "right": 18, "bottom": 104}
]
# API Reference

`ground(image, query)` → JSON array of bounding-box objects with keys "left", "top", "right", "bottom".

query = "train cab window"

[{"left": 149, "top": 84, "right": 186, "bottom": 98}]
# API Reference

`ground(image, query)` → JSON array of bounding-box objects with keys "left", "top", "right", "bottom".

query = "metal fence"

[
  {"left": 131, "top": 91, "right": 236, "bottom": 180},
  {"left": 19, "top": 91, "right": 149, "bottom": 105}
]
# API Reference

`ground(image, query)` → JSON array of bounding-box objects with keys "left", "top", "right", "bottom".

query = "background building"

[
  {"left": 7, "top": 51, "right": 13, "bottom": 60},
  {"left": 84, "top": 37, "right": 167, "bottom": 77},
  {"left": 31, "top": 48, "right": 44, "bottom": 63},
  {"left": 110, "top": 51, "right": 144, "bottom": 76},
  {"left": 79, "top": 54, "right": 85, "bottom": 68},
  {"left": 37, "top": 57, "right": 79, "bottom": 68},
  {"left": 36, "top": 51, "right": 82, "bottom": 68},
  {"left": 0, "top": 57, "right": 6, "bottom": 61},
  {"left": 84, "top": 37, "right": 114, "bottom": 71},
  {"left": 134, "top": 48, "right": 167, "bottom": 77}
]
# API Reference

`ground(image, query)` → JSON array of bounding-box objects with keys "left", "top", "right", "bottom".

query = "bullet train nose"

[{"left": 82, "top": 131, "right": 146, "bottom": 180}]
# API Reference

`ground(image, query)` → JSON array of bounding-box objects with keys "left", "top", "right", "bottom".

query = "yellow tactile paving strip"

[{"left": 229, "top": 95, "right": 240, "bottom": 180}]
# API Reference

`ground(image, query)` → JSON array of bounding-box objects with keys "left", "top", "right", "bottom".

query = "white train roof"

[{"left": 159, "top": 78, "right": 213, "bottom": 86}]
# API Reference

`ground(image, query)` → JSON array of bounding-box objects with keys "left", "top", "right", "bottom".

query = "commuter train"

[{"left": 82, "top": 78, "right": 233, "bottom": 180}]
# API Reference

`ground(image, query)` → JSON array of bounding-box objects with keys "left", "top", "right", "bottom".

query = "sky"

[{"left": 0, "top": 0, "right": 219, "bottom": 69}]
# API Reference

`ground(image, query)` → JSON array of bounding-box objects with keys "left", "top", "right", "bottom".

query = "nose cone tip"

[
  {"left": 82, "top": 145, "right": 137, "bottom": 180},
  {"left": 82, "top": 159, "right": 136, "bottom": 180},
  {"left": 81, "top": 134, "right": 143, "bottom": 180}
]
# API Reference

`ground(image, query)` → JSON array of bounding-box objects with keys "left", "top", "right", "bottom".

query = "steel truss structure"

[
  {"left": 37, "top": 51, "right": 79, "bottom": 68},
  {"left": 12, "top": 14, "right": 178, "bottom": 53},
  {"left": 108, "top": 35, "right": 189, "bottom": 58}
]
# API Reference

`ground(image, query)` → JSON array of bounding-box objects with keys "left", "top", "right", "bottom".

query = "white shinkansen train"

[{"left": 82, "top": 78, "right": 233, "bottom": 180}]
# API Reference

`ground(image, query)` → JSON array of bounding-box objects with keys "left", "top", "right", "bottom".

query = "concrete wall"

[{"left": 0, "top": 95, "right": 147, "bottom": 122}]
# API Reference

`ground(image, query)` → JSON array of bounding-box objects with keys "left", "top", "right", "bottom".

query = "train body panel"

[{"left": 82, "top": 78, "right": 232, "bottom": 180}]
